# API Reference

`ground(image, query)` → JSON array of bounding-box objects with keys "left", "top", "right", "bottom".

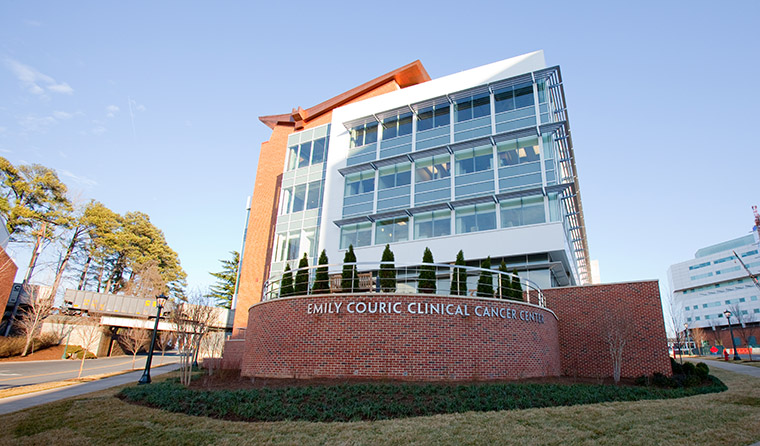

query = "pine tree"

[
  {"left": 477, "top": 256, "right": 494, "bottom": 298},
  {"left": 498, "top": 259, "right": 509, "bottom": 300},
  {"left": 341, "top": 245, "right": 359, "bottom": 292},
  {"left": 379, "top": 244, "right": 396, "bottom": 292},
  {"left": 206, "top": 251, "right": 239, "bottom": 308},
  {"left": 294, "top": 253, "right": 310, "bottom": 296},
  {"left": 450, "top": 250, "right": 467, "bottom": 296},
  {"left": 280, "top": 264, "right": 294, "bottom": 298},
  {"left": 311, "top": 250, "right": 330, "bottom": 293},
  {"left": 511, "top": 269, "right": 523, "bottom": 301},
  {"left": 418, "top": 247, "right": 436, "bottom": 294}
]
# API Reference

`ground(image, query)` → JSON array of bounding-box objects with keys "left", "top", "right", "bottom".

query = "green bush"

[
  {"left": 695, "top": 362, "right": 709, "bottom": 379},
  {"left": 65, "top": 345, "right": 96, "bottom": 359},
  {"left": 639, "top": 362, "right": 717, "bottom": 389},
  {"left": 119, "top": 376, "right": 727, "bottom": 423}
]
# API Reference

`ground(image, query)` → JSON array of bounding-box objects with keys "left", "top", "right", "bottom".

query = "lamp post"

[
  {"left": 724, "top": 309, "right": 741, "bottom": 361},
  {"left": 138, "top": 294, "right": 167, "bottom": 385}
]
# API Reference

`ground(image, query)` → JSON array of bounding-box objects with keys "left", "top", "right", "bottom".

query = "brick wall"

[
  {"left": 241, "top": 294, "right": 560, "bottom": 381},
  {"left": 544, "top": 281, "right": 671, "bottom": 379},
  {"left": 0, "top": 247, "right": 17, "bottom": 311},
  {"left": 220, "top": 338, "right": 245, "bottom": 369}
]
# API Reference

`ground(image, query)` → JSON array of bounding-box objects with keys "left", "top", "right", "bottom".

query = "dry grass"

[{"left": 2, "top": 368, "right": 759, "bottom": 446}]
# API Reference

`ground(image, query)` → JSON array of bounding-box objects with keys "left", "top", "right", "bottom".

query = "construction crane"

[{"left": 731, "top": 205, "right": 760, "bottom": 292}]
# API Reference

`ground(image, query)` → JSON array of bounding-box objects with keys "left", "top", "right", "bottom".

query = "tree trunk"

[
  {"left": 51, "top": 228, "right": 83, "bottom": 299},
  {"left": 23, "top": 222, "right": 47, "bottom": 284},
  {"left": 78, "top": 255, "right": 92, "bottom": 290},
  {"left": 96, "top": 263, "right": 105, "bottom": 293}
]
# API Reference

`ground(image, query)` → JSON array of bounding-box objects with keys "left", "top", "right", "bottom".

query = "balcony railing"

[{"left": 262, "top": 261, "right": 545, "bottom": 307}]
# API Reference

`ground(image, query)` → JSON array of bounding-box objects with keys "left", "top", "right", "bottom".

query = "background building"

[
  {"left": 668, "top": 233, "right": 760, "bottom": 336},
  {"left": 234, "top": 51, "right": 590, "bottom": 335}
]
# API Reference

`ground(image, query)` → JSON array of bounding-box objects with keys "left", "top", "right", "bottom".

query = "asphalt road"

[{"left": 0, "top": 353, "right": 179, "bottom": 389}]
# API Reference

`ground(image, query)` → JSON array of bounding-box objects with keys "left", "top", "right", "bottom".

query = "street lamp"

[
  {"left": 723, "top": 309, "right": 741, "bottom": 361},
  {"left": 138, "top": 294, "right": 167, "bottom": 385}
]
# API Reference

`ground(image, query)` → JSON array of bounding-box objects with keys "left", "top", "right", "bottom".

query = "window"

[
  {"left": 286, "top": 232, "right": 300, "bottom": 261},
  {"left": 415, "top": 155, "right": 451, "bottom": 182},
  {"left": 455, "top": 145, "right": 493, "bottom": 175},
  {"left": 280, "top": 188, "right": 292, "bottom": 215},
  {"left": 494, "top": 82, "right": 534, "bottom": 113},
  {"left": 378, "top": 163, "right": 411, "bottom": 190},
  {"left": 455, "top": 93, "right": 490, "bottom": 122},
  {"left": 497, "top": 137, "right": 540, "bottom": 167},
  {"left": 417, "top": 103, "right": 450, "bottom": 131},
  {"left": 345, "top": 170, "right": 375, "bottom": 196},
  {"left": 501, "top": 195, "right": 545, "bottom": 227},
  {"left": 297, "top": 141, "right": 312, "bottom": 169},
  {"left": 292, "top": 184, "right": 306, "bottom": 212},
  {"left": 689, "top": 262, "right": 710, "bottom": 271},
  {"left": 350, "top": 122, "right": 378, "bottom": 148},
  {"left": 382, "top": 112, "right": 413, "bottom": 140},
  {"left": 306, "top": 181, "right": 322, "bottom": 210},
  {"left": 311, "top": 138, "right": 326, "bottom": 164},
  {"left": 287, "top": 145, "right": 299, "bottom": 170},
  {"left": 414, "top": 210, "right": 451, "bottom": 239},
  {"left": 340, "top": 222, "right": 372, "bottom": 249},
  {"left": 375, "top": 217, "right": 409, "bottom": 244},
  {"left": 455, "top": 203, "right": 496, "bottom": 234}
]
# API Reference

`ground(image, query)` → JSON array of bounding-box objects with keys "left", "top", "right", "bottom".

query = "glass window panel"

[
  {"left": 415, "top": 159, "right": 434, "bottom": 182},
  {"left": 472, "top": 93, "right": 491, "bottom": 118},
  {"left": 375, "top": 220, "right": 393, "bottom": 244},
  {"left": 298, "top": 142, "right": 311, "bottom": 168},
  {"left": 292, "top": 184, "right": 306, "bottom": 212},
  {"left": 476, "top": 205, "right": 496, "bottom": 231},
  {"left": 311, "top": 138, "right": 326, "bottom": 164},
  {"left": 537, "top": 80, "right": 547, "bottom": 103},
  {"left": 287, "top": 232, "right": 300, "bottom": 260},
  {"left": 456, "top": 157, "right": 474, "bottom": 175},
  {"left": 514, "top": 83, "right": 534, "bottom": 108},
  {"left": 382, "top": 117, "right": 398, "bottom": 140},
  {"left": 288, "top": 146, "right": 299, "bottom": 170},
  {"left": 351, "top": 127, "right": 364, "bottom": 148},
  {"left": 306, "top": 181, "right": 321, "bottom": 210},
  {"left": 417, "top": 107, "right": 433, "bottom": 132},
  {"left": 456, "top": 206, "right": 477, "bottom": 234},
  {"left": 434, "top": 104, "right": 450, "bottom": 127},
  {"left": 365, "top": 122, "right": 378, "bottom": 144},
  {"left": 398, "top": 113, "right": 413, "bottom": 136},
  {"left": 494, "top": 87, "right": 515, "bottom": 113},
  {"left": 394, "top": 217, "right": 409, "bottom": 242},
  {"left": 356, "top": 223, "right": 371, "bottom": 247},
  {"left": 280, "top": 188, "right": 292, "bottom": 215},
  {"left": 415, "top": 219, "right": 432, "bottom": 239},
  {"left": 456, "top": 98, "right": 473, "bottom": 122}
]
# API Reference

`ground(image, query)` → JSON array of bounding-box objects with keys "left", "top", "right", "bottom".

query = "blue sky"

[{"left": 1, "top": 1, "right": 758, "bottom": 304}]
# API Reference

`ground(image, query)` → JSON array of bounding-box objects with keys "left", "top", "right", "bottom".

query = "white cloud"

[
  {"left": 90, "top": 126, "right": 106, "bottom": 135},
  {"left": 52, "top": 111, "right": 73, "bottom": 120},
  {"left": 18, "top": 114, "right": 57, "bottom": 133},
  {"left": 4, "top": 58, "right": 74, "bottom": 96},
  {"left": 106, "top": 105, "right": 120, "bottom": 118},
  {"left": 23, "top": 20, "right": 42, "bottom": 27},
  {"left": 60, "top": 170, "right": 97, "bottom": 187}
]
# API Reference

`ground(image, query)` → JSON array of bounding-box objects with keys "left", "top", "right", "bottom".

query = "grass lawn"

[{"left": 3, "top": 368, "right": 760, "bottom": 446}]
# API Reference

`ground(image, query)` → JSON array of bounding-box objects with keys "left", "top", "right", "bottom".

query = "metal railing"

[{"left": 262, "top": 261, "right": 545, "bottom": 307}]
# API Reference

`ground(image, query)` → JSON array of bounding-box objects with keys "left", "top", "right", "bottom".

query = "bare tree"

[
  {"left": 708, "top": 318, "right": 723, "bottom": 349},
  {"left": 121, "top": 328, "right": 149, "bottom": 369},
  {"left": 18, "top": 285, "right": 54, "bottom": 357},
  {"left": 158, "top": 330, "right": 175, "bottom": 365},
  {"left": 690, "top": 326, "right": 707, "bottom": 355},
  {"left": 603, "top": 309, "right": 634, "bottom": 384},
  {"left": 730, "top": 303, "right": 757, "bottom": 361},
  {"left": 77, "top": 319, "right": 102, "bottom": 378},
  {"left": 666, "top": 289, "right": 686, "bottom": 363},
  {"left": 171, "top": 292, "right": 216, "bottom": 386}
]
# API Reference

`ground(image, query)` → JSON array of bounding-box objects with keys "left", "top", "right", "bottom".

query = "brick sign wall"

[
  {"left": 544, "top": 281, "right": 671, "bottom": 379},
  {"left": 240, "top": 294, "right": 560, "bottom": 381}
]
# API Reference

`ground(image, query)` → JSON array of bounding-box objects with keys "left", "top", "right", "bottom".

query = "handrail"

[{"left": 262, "top": 261, "right": 545, "bottom": 307}]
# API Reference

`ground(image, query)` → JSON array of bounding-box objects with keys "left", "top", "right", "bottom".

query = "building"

[
  {"left": 233, "top": 50, "right": 591, "bottom": 335},
  {"left": 668, "top": 233, "right": 760, "bottom": 335}
]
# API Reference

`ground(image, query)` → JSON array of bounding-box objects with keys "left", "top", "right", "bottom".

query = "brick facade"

[
  {"left": 544, "top": 281, "right": 672, "bottom": 379},
  {"left": 240, "top": 294, "right": 560, "bottom": 381},
  {"left": 232, "top": 63, "right": 430, "bottom": 337},
  {"left": 0, "top": 247, "right": 17, "bottom": 311}
]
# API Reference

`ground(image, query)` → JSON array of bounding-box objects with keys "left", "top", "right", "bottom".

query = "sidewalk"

[
  {"left": 0, "top": 363, "right": 180, "bottom": 415},
  {"left": 686, "top": 357, "right": 760, "bottom": 379}
]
